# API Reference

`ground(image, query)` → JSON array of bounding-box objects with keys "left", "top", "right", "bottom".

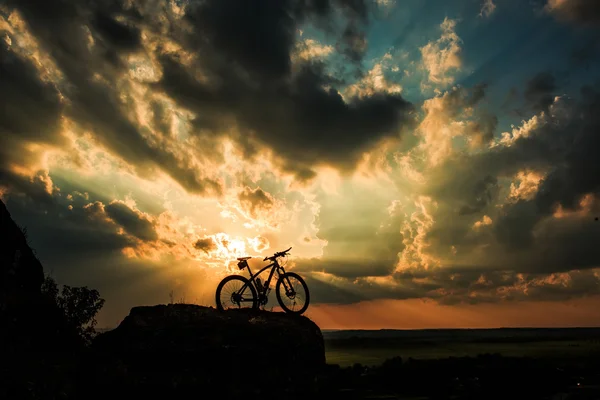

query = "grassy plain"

[{"left": 323, "top": 328, "right": 600, "bottom": 367}]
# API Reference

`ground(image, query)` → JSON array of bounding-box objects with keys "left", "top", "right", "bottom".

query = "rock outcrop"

[
  {"left": 0, "top": 199, "right": 82, "bottom": 399},
  {"left": 0, "top": 198, "right": 45, "bottom": 326},
  {"left": 91, "top": 304, "right": 326, "bottom": 399},
  {"left": 0, "top": 199, "right": 79, "bottom": 348}
]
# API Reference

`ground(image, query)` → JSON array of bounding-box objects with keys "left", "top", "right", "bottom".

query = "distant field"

[{"left": 323, "top": 328, "right": 600, "bottom": 367}]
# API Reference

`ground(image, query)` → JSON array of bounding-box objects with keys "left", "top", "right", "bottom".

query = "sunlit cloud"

[
  {"left": 507, "top": 170, "right": 545, "bottom": 202},
  {"left": 552, "top": 193, "right": 597, "bottom": 219},
  {"left": 396, "top": 196, "right": 439, "bottom": 273},
  {"left": 473, "top": 215, "right": 493, "bottom": 230},
  {"left": 345, "top": 54, "right": 403, "bottom": 98},
  {"left": 293, "top": 38, "right": 334, "bottom": 61},
  {"left": 420, "top": 18, "right": 462, "bottom": 89},
  {"left": 416, "top": 85, "right": 488, "bottom": 166}
]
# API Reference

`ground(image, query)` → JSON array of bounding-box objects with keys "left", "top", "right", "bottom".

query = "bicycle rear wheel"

[
  {"left": 276, "top": 272, "right": 310, "bottom": 315},
  {"left": 215, "top": 275, "right": 257, "bottom": 311}
]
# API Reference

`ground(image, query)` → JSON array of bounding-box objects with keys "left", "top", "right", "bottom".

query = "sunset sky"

[{"left": 2, "top": 0, "right": 600, "bottom": 329}]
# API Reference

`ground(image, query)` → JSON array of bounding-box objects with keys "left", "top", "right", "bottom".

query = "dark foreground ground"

[
  {"left": 318, "top": 327, "right": 600, "bottom": 399},
  {"left": 6, "top": 324, "right": 600, "bottom": 400}
]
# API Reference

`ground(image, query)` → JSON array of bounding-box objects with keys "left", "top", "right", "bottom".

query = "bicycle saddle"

[{"left": 236, "top": 256, "right": 252, "bottom": 261}]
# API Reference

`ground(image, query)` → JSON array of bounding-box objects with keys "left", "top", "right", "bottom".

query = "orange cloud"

[
  {"left": 420, "top": 18, "right": 462, "bottom": 88},
  {"left": 553, "top": 193, "right": 597, "bottom": 219}
]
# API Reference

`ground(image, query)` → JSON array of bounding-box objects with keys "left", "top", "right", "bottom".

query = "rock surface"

[
  {"left": 0, "top": 199, "right": 81, "bottom": 399},
  {"left": 0, "top": 198, "right": 44, "bottom": 315},
  {"left": 0, "top": 199, "right": 79, "bottom": 351},
  {"left": 91, "top": 304, "right": 326, "bottom": 398}
]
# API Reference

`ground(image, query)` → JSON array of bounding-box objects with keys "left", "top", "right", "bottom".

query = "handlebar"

[{"left": 263, "top": 247, "right": 292, "bottom": 261}]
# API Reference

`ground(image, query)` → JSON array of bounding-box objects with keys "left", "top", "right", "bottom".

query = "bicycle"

[{"left": 215, "top": 247, "right": 310, "bottom": 315}]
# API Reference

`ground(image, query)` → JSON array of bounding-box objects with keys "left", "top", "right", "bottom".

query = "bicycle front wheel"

[
  {"left": 276, "top": 272, "right": 310, "bottom": 315},
  {"left": 215, "top": 275, "right": 257, "bottom": 311}
]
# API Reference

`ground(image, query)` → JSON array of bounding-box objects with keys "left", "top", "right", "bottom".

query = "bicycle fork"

[{"left": 280, "top": 274, "right": 296, "bottom": 298}]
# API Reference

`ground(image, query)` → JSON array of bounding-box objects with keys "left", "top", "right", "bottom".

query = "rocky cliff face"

[
  {"left": 0, "top": 199, "right": 81, "bottom": 399},
  {"left": 0, "top": 199, "right": 78, "bottom": 351},
  {"left": 0, "top": 198, "right": 44, "bottom": 312},
  {"left": 91, "top": 304, "right": 326, "bottom": 399}
]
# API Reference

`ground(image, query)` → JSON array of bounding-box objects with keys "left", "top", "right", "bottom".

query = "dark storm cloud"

[
  {"left": 105, "top": 201, "right": 158, "bottom": 242},
  {"left": 193, "top": 237, "right": 216, "bottom": 254},
  {"left": 535, "top": 89, "right": 600, "bottom": 208},
  {"left": 0, "top": 195, "right": 185, "bottom": 319},
  {"left": 295, "top": 258, "right": 395, "bottom": 278},
  {"left": 516, "top": 270, "right": 600, "bottom": 302},
  {"left": 238, "top": 187, "right": 274, "bottom": 218},
  {"left": 154, "top": 0, "right": 415, "bottom": 177},
  {"left": 299, "top": 269, "right": 437, "bottom": 304},
  {"left": 492, "top": 199, "right": 539, "bottom": 249},
  {"left": 301, "top": 274, "right": 367, "bottom": 304},
  {"left": 423, "top": 269, "right": 600, "bottom": 305},
  {"left": 150, "top": 100, "right": 172, "bottom": 137},
  {"left": 457, "top": 175, "right": 499, "bottom": 215},
  {"left": 91, "top": 9, "right": 142, "bottom": 51},
  {"left": 4, "top": 0, "right": 222, "bottom": 195},
  {"left": 389, "top": 264, "right": 600, "bottom": 305},
  {"left": 465, "top": 111, "right": 498, "bottom": 146},
  {"left": 182, "top": 0, "right": 369, "bottom": 77},
  {"left": 0, "top": 39, "right": 64, "bottom": 205},
  {"left": 519, "top": 214, "right": 600, "bottom": 273},
  {"left": 1, "top": 194, "right": 135, "bottom": 272},
  {"left": 546, "top": 0, "right": 600, "bottom": 26},
  {"left": 424, "top": 83, "right": 600, "bottom": 278},
  {"left": 297, "top": 254, "right": 600, "bottom": 305},
  {"left": 159, "top": 58, "right": 413, "bottom": 174},
  {"left": 432, "top": 84, "right": 488, "bottom": 118},
  {"left": 435, "top": 86, "right": 600, "bottom": 214},
  {"left": 524, "top": 71, "right": 556, "bottom": 113},
  {"left": 0, "top": 42, "right": 62, "bottom": 145},
  {"left": 184, "top": 0, "right": 296, "bottom": 81},
  {"left": 338, "top": 22, "right": 368, "bottom": 62},
  {"left": 2, "top": 0, "right": 414, "bottom": 198},
  {"left": 390, "top": 267, "right": 513, "bottom": 305}
]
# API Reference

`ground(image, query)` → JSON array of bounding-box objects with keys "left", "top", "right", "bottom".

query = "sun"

[
  {"left": 193, "top": 232, "right": 272, "bottom": 271},
  {"left": 212, "top": 233, "right": 249, "bottom": 261}
]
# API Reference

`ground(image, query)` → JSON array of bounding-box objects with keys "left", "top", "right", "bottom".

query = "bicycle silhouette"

[{"left": 215, "top": 247, "right": 310, "bottom": 314}]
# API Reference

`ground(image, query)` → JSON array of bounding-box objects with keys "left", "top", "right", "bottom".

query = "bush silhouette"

[{"left": 41, "top": 274, "right": 105, "bottom": 344}]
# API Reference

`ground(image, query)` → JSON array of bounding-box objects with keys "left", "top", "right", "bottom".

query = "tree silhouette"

[{"left": 41, "top": 274, "right": 105, "bottom": 344}]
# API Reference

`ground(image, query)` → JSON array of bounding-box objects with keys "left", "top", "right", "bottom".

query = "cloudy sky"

[{"left": 2, "top": 0, "right": 600, "bottom": 329}]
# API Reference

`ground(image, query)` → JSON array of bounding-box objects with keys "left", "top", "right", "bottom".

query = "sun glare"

[{"left": 211, "top": 233, "right": 249, "bottom": 261}]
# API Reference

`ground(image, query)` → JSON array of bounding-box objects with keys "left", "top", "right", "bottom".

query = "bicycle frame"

[{"left": 236, "top": 259, "right": 292, "bottom": 303}]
